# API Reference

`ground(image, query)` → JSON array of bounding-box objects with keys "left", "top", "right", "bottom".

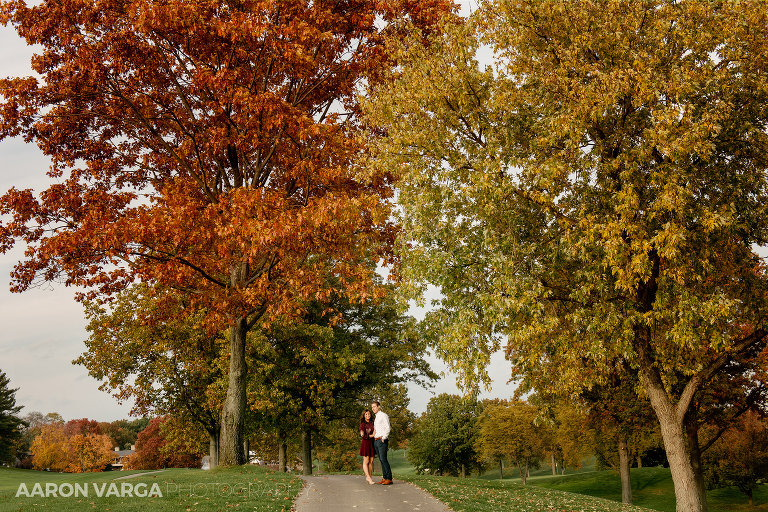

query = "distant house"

[
  {"left": 14, "top": 451, "right": 33, "bottom": 469},
  {"left": 108, "top": 445, "right": 135, "bottom": 470}
]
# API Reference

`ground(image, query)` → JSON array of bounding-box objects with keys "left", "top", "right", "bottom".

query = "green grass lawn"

[
  {"left": 386, "top": 448, "right": 419, "bottom": 477},
  {"left": 532, "top": 467, "right": 768, "bottom": 512},
  {"left": 531, "top": 468, "right": 676, "bottom": 511},
  {"left": 404, "top": 474, "right": 650, "bottom": 512},
  {"left": 383, "top": 449, "right": 768, "bottom": 512},
  {"left": 476, "top": 455, "right": 600, "bottom": 481},
  {"left": 0, "top": 465, "right": 302, "bottom": 512},
  {"left": 369, "top": 450, "right": 648, "bottom": 511}
]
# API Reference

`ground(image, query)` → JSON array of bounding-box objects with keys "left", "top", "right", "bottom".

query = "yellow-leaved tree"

[
  {"left": 364, "top": 2, "right": 768, "bottom": 511},
  {"left": 30, "top": 423, "right": 69, "bottom": 472},
  {"left": 475, "top": 400, "right": 543, "bottom": 484}
]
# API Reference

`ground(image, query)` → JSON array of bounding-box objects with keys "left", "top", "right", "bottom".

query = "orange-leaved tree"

[
  {"left": 66, "top": 433, "right": 115, "bottom": 473},
  {"left": 29, "top": 421, "right": 115, "bottom": 472},
  {"left": 0, "top": 0, "right": 454, "bottom": 465},
  {"left": 128, "top": 416, "right": 202, "bottom": 470}
]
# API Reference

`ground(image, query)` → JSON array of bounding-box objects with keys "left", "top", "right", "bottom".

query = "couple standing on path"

[
  {"left": 359, "top": 401, "right": 393, "bottom": 485},
  {"left": 293, "top": 400, "right": 450, "bottom": 512}
]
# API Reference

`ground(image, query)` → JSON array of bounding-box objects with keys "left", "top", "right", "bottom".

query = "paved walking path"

[
  {"left": 293, "top": 475, "right": 452, "bottom": 512},
  {"left": 114, "top": 469, "right": 170, "bottom": 480}
]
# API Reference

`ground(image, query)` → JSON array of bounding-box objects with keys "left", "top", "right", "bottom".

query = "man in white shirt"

[{"left": 371, "top": 400, "right": 392, "bottom": 484}]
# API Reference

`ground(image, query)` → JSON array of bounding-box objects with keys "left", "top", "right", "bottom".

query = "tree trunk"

[
  {"left": 499, "top": 458, "right": 504, "bottom": 480},
  {"left": 219, "top": 316, "right": 248, "bottom": 466},
  {"left": 685, "top": 412, "right": 708, "bottom": 512},
  {"left": 302, "top": 428, "right": 313, "bottom": 475},
  {"left": 644, "top": 376, "right": 708, "bottom": 512},
  {"left": 461, "top": 463, "right": 466, "bottom": 478},
  {"left": 243, "top": 438, "right": 250, "bottom": 464},
  {"left": 278, "top": 432, "right": 287, "bottom": 473},
  {"left": 209, "top": 431, "right": 219, "bottom": 470},
  {"left": 636, "top": 310, "right": 708, "bottom": 512},
  {"left": 637, "top": 456, "right": 642, "bottom": 468},
  {"left": 551, "top": 452, "right": 557, "bottom": 475},
  {"left": 618, "top": 436, "right": 633, "bottom": 504}
]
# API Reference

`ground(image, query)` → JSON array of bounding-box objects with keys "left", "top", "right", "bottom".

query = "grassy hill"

[
  {"left": 532, "top": 468, "right": 768, "bottom": 512},
  {"left": 0, "top": 465, "right": 302, "bottom": 512}
]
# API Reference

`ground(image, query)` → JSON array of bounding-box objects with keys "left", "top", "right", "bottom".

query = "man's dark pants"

[{"left": 374, "top": 439, "right": 392, "bottom": 481}]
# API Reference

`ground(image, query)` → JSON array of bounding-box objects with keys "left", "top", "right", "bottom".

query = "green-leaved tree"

[{"left": 408, "top": 393, "right": 482, "bottom": 477}]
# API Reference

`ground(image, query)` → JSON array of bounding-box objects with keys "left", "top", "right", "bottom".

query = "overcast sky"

[{"left": 0, "top": 1, "right": 516, "bottom": 422}]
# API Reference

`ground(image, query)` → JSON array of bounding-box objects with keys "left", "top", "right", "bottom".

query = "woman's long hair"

[{"left": 360, "top": 408, "right": 373, "bottom": 425}]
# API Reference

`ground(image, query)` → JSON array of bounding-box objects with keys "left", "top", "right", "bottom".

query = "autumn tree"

[
  {"left": 531, "top": 397, "right": 593, "bottom": 477},
  {"left": 64, "top": 418, "right": 103, "bottom": 437},
  {"left": 66, "top": 433, "right": 115, "bottom": 473},
  {"left": 129, "top": 418, "right": 168, "bottom": 470},
  {"left": 475, "top": 404, "right": 507, "bottom": 480},
  {"left": 408, "top": 394, "right": 481, "bottom": 477},
  {"left": 129, "top": 416, "right": 202, "bottom": 470},
  {"left": 160, "top": 414, "right": 210, "bottom": 466},
  {"left": 314, "top": 420, "right": 360, "bottom": 473},
  {"left": 0, "top": 370, "right": 25, "bottom": 464},
  {"left": 553, "top": 406, "right": 593, "bottom": 471},
  {"left": 0, "top": 0, "right": 454, "bottom": 466},
  {"left": 16, "top": 411, "right": 63, "bottom": 468},
  {"left": 580, "top": 372, "right": 661, "bottom": 504},
  {"left": 476, "top": 399, "right": 543, "bottom": 485},
  {"left": 20, "top": 412, "right": 64, "bottom": 432},
  {"left": 98, "top": 418, "right": 149, "bottom": 450},
  {"left": 676, "top": 351, "right": 768, "bottom": 501},
  {"left": 703, "top": 410, "right": 768, "bottom": 507},
  {"left": 364, "top": 1, "right": 768, "bottom": 510},
  {"left": 28, "top": 418, "right": 118, "bottom": 473},
  {"left": 246, "top": 428, "right": 302, "bottom": 472},
  {"left": 30, "top": 423, "right": 69, "bottom": 472}
]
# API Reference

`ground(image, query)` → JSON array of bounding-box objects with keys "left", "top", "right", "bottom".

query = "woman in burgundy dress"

[{"left": 359, "top": 409, "right": 376, "bottom": 484}]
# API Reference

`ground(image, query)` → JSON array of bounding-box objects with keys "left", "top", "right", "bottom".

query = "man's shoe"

[
  {"left": 381, "top": 479, "right": 393, "bottom": 485},
  {"left": 377, "top": 479, "right": 386, "bottom": 484}
]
